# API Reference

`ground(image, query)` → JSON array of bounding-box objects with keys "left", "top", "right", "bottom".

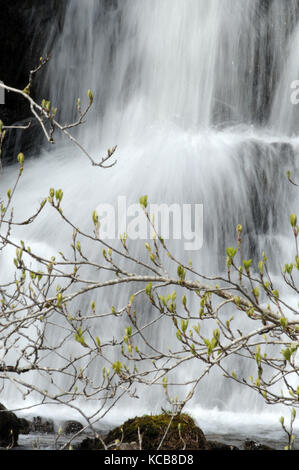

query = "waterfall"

[{"left": 2, "top": 0, "right": 299, "bottom": 433}]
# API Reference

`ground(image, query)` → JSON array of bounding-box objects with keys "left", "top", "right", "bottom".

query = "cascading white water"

[{"left": 2, "top": 0, "right": 299, "bottom": 436}]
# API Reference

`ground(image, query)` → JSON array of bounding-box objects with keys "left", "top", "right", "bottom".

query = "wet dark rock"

[
  {"left": 0, "top": 1, "right": 66, "bottom": 123},
  {"left": 0, "top": 403, "right": 20, "bottom": 448},
  {"left": 78, "top": 437, "right": 105, "bottom": 450},
  {"left": 31, "top": 416, "right": 54, "bottom": 434},
  {"left": 18, "top": 418, "right": 32, "bottom": 435},
  {"left": 0, "top": 0, "right": 67, "bottom": 164},
  {"left": 63, "top": 420, "right": 84, "bottom": 435},
  {"left": 244, "top": 439, "right": 275, "bottom": 451},
  {"left": 208, "top": 440, "right": 239, "bottom": 451}
]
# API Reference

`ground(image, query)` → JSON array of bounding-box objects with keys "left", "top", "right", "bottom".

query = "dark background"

[{"left": 0, "top": 1, "right": 66, "bottom": 163}]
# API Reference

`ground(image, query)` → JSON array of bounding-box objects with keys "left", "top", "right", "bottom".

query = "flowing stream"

[{"left": 2, "top": 0, "right": 299, "bottom": 441}]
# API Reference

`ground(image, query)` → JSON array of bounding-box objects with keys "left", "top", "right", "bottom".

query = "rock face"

[
  {"left": 207, "top": 440, "right": 239, "bottom": 451},
  {"left": 0, "top": 0, "right": 66, "bottom": 163},
  {"left": 0, "top": 0, "right": 65, "bottom": 125},
  {"left": 2, "top": 118, "right": 46, "bottom": 165}
]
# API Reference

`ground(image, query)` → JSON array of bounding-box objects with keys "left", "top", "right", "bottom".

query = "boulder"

[
  {"left": 78, "top": 437, "right": 105, "bottom": 450},
  {"left": 63, "top": 420, "right": 84, "bottom": 435},
  {"left": 78, "top": 413, "right": 210, "bottom": 451},
  {"left": 0, "top": 403, "right": 20, "bottom": 448},
  {"left": 244, "top": 439, "right": 274, "bottom": 450},
  {"left": 107, "top": 413, "right": 210, "bottom": 450}
]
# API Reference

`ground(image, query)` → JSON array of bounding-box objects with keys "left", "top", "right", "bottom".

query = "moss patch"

[{"left": 105, "top": 413, "right": 209, "bottom": 450}]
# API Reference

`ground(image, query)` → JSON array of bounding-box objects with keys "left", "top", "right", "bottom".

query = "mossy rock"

[{"left": 104, "top": 413, "right": 209, "bottom": 450}]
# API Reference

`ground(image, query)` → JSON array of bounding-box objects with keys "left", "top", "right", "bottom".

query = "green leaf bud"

[
  {"left": 139, "top": 195, "right": 148, "bottom": 209},
  {"left": 88, "top": 89, "right": 94, "bottom": 103},
  {"left": 243, "top": 259, "right": 252, "bottom": 271},
  {"left": 290, "top": 213, "right": 297, "bottom": 228},
  {"left": 17, "top": 152, "right": 25, "bottom": 165}
]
